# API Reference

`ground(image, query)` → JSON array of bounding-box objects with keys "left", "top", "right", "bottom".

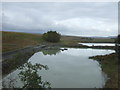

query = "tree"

[
  {"left": 117, "top": 35, "right": 120, "bottom": 44},
  {"left": 115, "top": 35, "right": 120, "bottom": 56},
  {"left": 18, "top": 62, "right": 51, "bottom": 89},
  {"left": 42, "top": 31, "right": 61, "bottom": 42},
  {"left": 3, "top": 62, "right": 51, "bottom": 88}
]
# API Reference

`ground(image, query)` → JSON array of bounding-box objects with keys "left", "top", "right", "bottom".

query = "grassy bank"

[
  {"left": 2, "top": 31, "right": 116, "bottom": 52},
  {"left": 2, "top": 51, "right": 35, "bottom": 76},
  {"left": 89, "top": 53, "right": 119, "bottom": 88},
  {"left": 2, "top": 31, "right": 43, "bottom": 52},
  {"left": 61, "top": 35, "right": 115, "bottom": 43}
]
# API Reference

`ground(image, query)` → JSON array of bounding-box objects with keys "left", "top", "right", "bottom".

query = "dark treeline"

[
  {"left": 117, "top": 35, "right": 120, "bottom": 44},
  {"left": 116, "top": 34, "right": 120, "bottom": 63}
]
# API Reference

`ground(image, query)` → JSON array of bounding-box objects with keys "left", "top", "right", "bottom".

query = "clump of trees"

[
  {"left": 42, "top": 31, "right": 61, "bottom": 42},
  {"left": 115, "top": 34, "right": 120, "bottom": 55},
  {"left": 115, "top": 34, "right": 120, "bottom": 44},
  {"left": 117, "top": 35, "right": 120, "bottom": 61},
  {"left": 117, "top": 35, "right": 120, "bottom": 44}
]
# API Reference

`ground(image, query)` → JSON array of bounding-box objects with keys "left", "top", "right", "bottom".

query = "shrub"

[
  {"left": 118, "top": 35, "right": 120, "bottom": 44},
  {"left": 18, "top": 62, "right": 51, "bottom": 88},
  {"left": 42, "top": 31, "right": 61, "bottom": 42}
]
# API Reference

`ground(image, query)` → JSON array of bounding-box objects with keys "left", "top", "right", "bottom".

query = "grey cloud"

[{"left": 2, "top": 2, "right": 118, "bottom": 36}]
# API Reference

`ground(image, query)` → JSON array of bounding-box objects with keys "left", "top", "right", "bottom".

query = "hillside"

[
  {"left": 2, "top": 31, "right": 116, "bottom": 52},
  {"left": 61, "top": 35, "right": 115, "bottom": 43},
  {"left": 2, "top": 31, "right": 43, "bottom": 52}
]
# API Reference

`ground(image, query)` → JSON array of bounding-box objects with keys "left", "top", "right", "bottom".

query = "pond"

[
  {"left": 2, "top": 48, "right": 115, "bottom": 88},
  {"left": 78, "top": 43, "right": 115, "bottom": 46}
]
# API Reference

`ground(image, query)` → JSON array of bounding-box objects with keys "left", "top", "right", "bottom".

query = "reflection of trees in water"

[
  {"left": 2, "top": 62, "right": 51, "bottom": 89},
  {"left": 41, "top": 49, "right": 61, "bottom": 55}
]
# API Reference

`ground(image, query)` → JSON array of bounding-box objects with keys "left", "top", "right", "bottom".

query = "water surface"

[
  {"left": 3, "top": 48, "right": 115, "bottom": 88},
  {"left": 78, "top": 43, "right": 115, "bottom": 46}
]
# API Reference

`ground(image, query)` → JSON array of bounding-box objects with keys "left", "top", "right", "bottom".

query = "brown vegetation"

[
  {"left": 2, "top": 31, "right": 115, "bottom": 52},
  {"left": 2, "top": 31, "right": 43, "bottom": 52}
]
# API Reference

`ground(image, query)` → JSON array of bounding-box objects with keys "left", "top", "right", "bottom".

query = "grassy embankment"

[
  {"left": 60, "top": 36, "right": 116, "bottom": 50},
  {"left": 2, "top": 51, "right": 35, "bottom": 76},
  {"left": 2, "top": 31, "right": 115, "bottom": 53},
  {"left": 89, "top": 53, "right": 119, "bottom": 88},
  {"left": 2, "top": 31, "right": 43, "bottom": 52}
]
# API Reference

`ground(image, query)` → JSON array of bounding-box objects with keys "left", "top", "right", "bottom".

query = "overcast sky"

[{"left": 2, "top": 2, "right": 118, "bottom": 36}]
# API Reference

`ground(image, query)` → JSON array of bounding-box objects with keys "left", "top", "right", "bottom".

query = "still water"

[
  {"left": 78, "top": 43, "right": 115, "bottom": 46},
  {"left": 3, "top": 48, "right": 115, "bottom": 88}
]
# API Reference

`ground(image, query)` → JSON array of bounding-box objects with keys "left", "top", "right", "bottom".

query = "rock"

[{"left": 60, "top": 48, "right": 68, "bottom": 51}]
